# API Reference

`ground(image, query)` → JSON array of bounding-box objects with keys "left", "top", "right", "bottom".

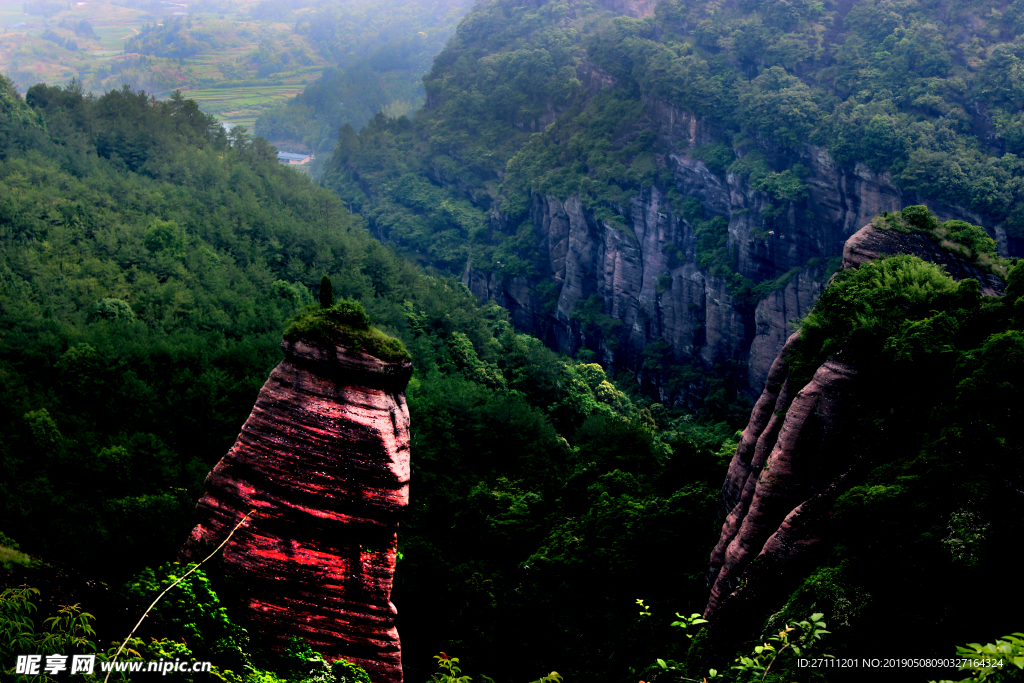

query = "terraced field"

[
  {"left": 183, "top": 83, "right": 313, "bottom": 128},
  {"left": 0, "top": 0, "right": 330, "bottom": 128},
  {"left": 2, "top": 0, "right": 474, "bottom": 140}
]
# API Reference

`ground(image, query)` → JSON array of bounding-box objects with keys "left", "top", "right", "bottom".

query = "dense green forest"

[
  {"left": 0, "top": 74, "right": 746, "bottom": 682},
  {"left": 4, "top": 0, "right": 1024, "bottom": 674},
  {"left": 320, "top": 0, "right": 1024, "bottom": 289}
]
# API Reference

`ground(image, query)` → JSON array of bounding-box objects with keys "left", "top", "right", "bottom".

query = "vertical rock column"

[{"left": 180, "top": 338, "right": 412, "bottom": 683}]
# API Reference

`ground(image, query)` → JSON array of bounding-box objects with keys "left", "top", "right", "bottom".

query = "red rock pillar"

[{"left": 181, "top": 338, "right": 412, "bottom": 683}]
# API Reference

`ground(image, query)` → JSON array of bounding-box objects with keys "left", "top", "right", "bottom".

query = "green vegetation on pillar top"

[{"left": 283, "top": 299, "right": 410, "bottom": 363}]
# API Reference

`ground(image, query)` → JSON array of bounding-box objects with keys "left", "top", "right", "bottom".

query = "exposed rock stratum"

[
  {"left": 180, "top": 337, "right": 412, "bottom": 683},
  {"left": 701, "top": 221, "right": 1005, "bottom": 643},
  {"left": 455, "top": 72, "right": 1012, "bottom": 403}
]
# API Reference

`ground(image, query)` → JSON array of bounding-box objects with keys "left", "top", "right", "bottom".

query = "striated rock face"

[
  {"left": 746, "top": 265, "right": 829, "bottom": 393},
  {"left": 701, "top": 220, "right": 1006, "bottom": 641},
  {"left": 180, "top": 339, "right": 412, "bottom": 683},
  {"left": 705, "top": 352, "right": 858, "bottom": 616},
  {"left": 462, "top": 87, "right": 1008, "bottom": 402}
]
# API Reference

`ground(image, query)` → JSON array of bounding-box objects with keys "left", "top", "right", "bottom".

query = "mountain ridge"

[{"left": 324, "top": 0, "right": 1024, "bottom": 410}]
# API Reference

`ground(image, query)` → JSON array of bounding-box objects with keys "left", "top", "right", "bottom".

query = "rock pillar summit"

[{"left": 180, "top": 302, "right": 413, "bottom": 683}]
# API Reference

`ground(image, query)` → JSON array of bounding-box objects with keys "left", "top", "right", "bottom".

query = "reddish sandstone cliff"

[
  {"left": 705, "top": 346, "right": 857, "bottom": 617},
  {"left": 704, "top": 221, "right": 1005, "bottom": 622},
  {"left": 180, "top": 337, "right": 412, "bottom": 683}
]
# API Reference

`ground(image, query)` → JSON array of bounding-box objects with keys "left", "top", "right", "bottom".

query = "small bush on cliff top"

[
  {"left": 322, "top": 299, "right": 372, "bottom": 329},
  {"left": 284, "top": 300, "right": 411, "bottom": 363},
  {"left": 789, "top": 254, "right": 967, "bottom": 382},
  {"left": 873, "top": 206, "right": 1003, "bottom": 271}
]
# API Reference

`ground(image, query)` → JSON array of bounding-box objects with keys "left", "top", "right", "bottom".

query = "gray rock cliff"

[{"left": 462, "top": 91, "right": 1001, "bottom": 402}]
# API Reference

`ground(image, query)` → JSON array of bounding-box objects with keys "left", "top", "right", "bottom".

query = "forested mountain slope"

[
  {"left": 323, "top": 0, "right": 1024, "bottom": 406},
  {"left": 0, "top": 73, "right": 391, "bottom": 577},
  {"left": 0, "top": 74, "right": 739, "bottom": 682}
]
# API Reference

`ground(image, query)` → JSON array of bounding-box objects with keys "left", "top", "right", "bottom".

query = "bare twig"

[
  {"left": 760, "top": 641, "right": 790, "bottom": 683},
  {"left": 103, "top": 510, "right": 257, "bottom": 683}
]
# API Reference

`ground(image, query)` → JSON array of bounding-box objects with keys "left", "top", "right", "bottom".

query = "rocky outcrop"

[
  {"left": 180, "top": 338, "right": 412, "bottom": 683},
  {"left": 463, "top": 94, "right": 1005, "bottom": 402},
  {"left": 700, "top": 220, "right": 1005, "bottom": 642},
  {"left": 706, "top": 351, "right": 859, "bottom": 617},
  {"left": 842, "top": 223, "right": 1006, "bottom": 296},
  {"left": 746, "top": 264, "right": 830, "bottom": 392}
]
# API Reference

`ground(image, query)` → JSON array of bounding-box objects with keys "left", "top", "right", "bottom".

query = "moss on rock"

[{"left": 284, "top": 300, "right": 411, "bottom": 363}]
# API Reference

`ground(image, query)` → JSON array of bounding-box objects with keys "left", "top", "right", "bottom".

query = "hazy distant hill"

[
  {"left": 252, "top": 0, "right": 474, "bottom": 153},
  {"left": 0, "top": 0, "right": 473, "bottom": 129}
]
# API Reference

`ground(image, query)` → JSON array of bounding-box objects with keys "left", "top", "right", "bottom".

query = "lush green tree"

[{"left": 320, "top": 275, "right": 335, "bottom": 308}]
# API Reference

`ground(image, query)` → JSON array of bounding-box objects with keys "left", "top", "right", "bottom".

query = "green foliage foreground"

[
  {"left": 0, "top": 580, "right": 375, "bottom": 682},
  {"left": 646, "top": 611, "right": 831, "bottom": 683},
  {"left": 3, "top": 580, "right": 1021, "bottom": 683}
]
